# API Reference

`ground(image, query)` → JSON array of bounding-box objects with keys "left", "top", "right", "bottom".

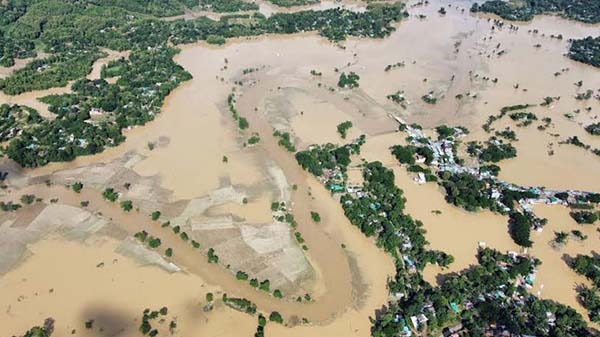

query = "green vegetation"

[
  {"left": 120, "top": 200, "right": 133, "bottom": 212},
  {"left": 421, "top": 92, "right": 437, "bottom": 104},
  {"left": 508, "top": 212, "right": 532, "bottom": 247},
  {"left": 386, "top": 90, "right": 406, "bottom": 107},
  {"left": 273, "top": 130, "right": 296, "bottom": 152},
  {"left": 467, "top": 138, "right": 517, "bottom": 163},
  {"left": 247, "top": 133, "right": 261, "bottom": 145},
  {"left": 222, "top": 294, "right": 257, "bottom": 315},
  {"left": 17, "top": 319, "right": 54, "bottom": 337},
  {"left": 569, "top": 36, "right": 600, "bottom": 68},
  {"left": 207, "top": 247, "right": 219, "bottom": 263},
  {"left": 310, "top": 211, "right": 321, "bottom": 223},
  {"left": 199, "top": 0, "right": 258, "bottom": 13},
  {"left": 509, "top": 111, "right": 537, "bottom": 127},
  {"left": 336, "top": 121, "right": 353, "bottom": 139},
  {"left": 135, "top": 230, "right": 162, "bottom": 249},
  {"left": 585, "top": 122, "right": 600, "bottom": 135},
  {"left": 495, "top": 128, "right": 517, "bottom": 141},
  {"left": 0, "top": 1, "right": 408, "bottom": 167},
  {"left": 1, "top": 49, "right": 105, "bottom": 95},
  {"left": 267, "top": 0, "right": 319, "bottom": 7},
  {"left": 20, "top": 194, "right": 35, "bottom": 205},
  {"left": 151, "top": 211, "right": 161, "bottom": 221},
  {"left": 0, "top": 104, "right": 43, "bottom": 142},
  {"left": 295, "top": 136, "right": 364, "bottom": 177},
  {"left": 569, "top": 254, "right": 600, "bottom": 322},
  {"left": 570, "top": 211, "right": 599, "bottom": 224},
  {"left": 269, "top": 311, "right": 283, "bottom": 324},
  {"left": 71, "top": 182, "right": 83, "bottom": 193},
  {"left": 273, "top": 289, "right": 282, "bottom": 298},
  {"left": 471, "top": 0, "right": 600, "bottom": 23},
  {"left": 236, "top": 271, "right": 249, "bottom": 281},
  {"left": 337, "top": 72, "right": 360, "bottom": 89},
  {"left": 434, "top": 125, "right": 468, "bottom": 140},
  {"left": 391, "top": 144, "right": 435, "bottom": 165},
  {"left": 165, "top": 247, "right": 172, "bottom": 257},
  {"left": 438, "top": 171, "right": 495, "bottom": 212},
  {"left": 259, "top": 280, "right": 270, "bottom": 292},
  {"left": 102, "top": 188, "right": 118, "bottom": 202},
  {"left": 139, "top": 306, "right": 169, "bottom": 337}
]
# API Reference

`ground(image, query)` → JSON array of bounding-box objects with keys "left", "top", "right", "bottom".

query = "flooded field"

[{"left": 2, "top": 0, "right": 600, "bottom": 335}]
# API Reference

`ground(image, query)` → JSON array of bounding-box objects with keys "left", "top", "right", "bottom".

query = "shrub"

[
  {"left": 269, "top": 311, "right": 283, "bottom": 324},
  {"left": 72, "top": 182, "right": 83, "bottom": 193}
]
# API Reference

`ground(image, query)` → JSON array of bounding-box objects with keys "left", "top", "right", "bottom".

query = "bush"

[
  {"left": 20, "top": 194, "right": 35, "bottom": 205},
  {"left": 570, "top": 211, "right": 599, "bottom": 224},
  {"left": 148, "top": 237, "right": 162, "bottom": 249},
  {"left": 269, "top": 311, "right": 283, "bottom": 324},
  {"left": 72, "top": 182, "right": 83, "bottom": 193},
  {"left": 259, "top": 280, "right": 270, "bottom": 292},
  {"left": 273, "top": 289, "right": 283, "bottom": 298},
  {"left": 120, "top": 200, "right": 133, "bottom": 212},
  {"left": 310, "top": 211, "right": 321, "bottom": 222},
  {"left": 236, "top": 271, "right": 249, "bottom": 281},
  {"left": 165, "top": 248, "right": 173, "bottom": 257},
  {"left": 151, "top": 211, "right": 161, "bottom": 221},
  {"left": 102, "top": 188, "right": 119, "bottom": 202}
]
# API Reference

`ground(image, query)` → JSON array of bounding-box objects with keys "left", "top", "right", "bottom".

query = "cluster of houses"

[{"left": 396, "top": 117, "right": 598, "bottom": 231}]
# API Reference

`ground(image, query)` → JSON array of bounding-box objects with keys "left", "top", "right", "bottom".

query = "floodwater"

[{"left": 1, "top": 0, "right": 600, "bottom": 334}]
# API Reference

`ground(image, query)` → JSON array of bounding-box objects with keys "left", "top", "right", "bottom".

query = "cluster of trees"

[
  {"left": 570, "top": 210, "right": 599, "bottom": 224},
  {"left": 495, "top": 128, "right": 517, "bottom": 141},
  {"left": 222, "top": 294, "right": 258, "bottom": 315},
  {"left": 0, "top": 0, "right": 408, "bottom": 167},
  {"left": 585, "top": 122, "right": 600, "bottom": 136},
  {"left": 0, "top": 104, "right": 43, "bottom": 142},
  {"left": 139, "top": 306, "right": 172, "bottom": 337},
  {"left": 336, "top": 121, "right": 353, "bottom": 139},
  {"left": 569, "top": 254, "right": 600, "bottom": 322},
  {"left": 227, "top": 92, "right": 249, "bottom": 130},
  {"left": 434, "top": 125, "right": 468, "bottom": 140},
  {"left": 267, "top": 0, "right": 319, "bottom": 7},
  {"left": 569, "top": 36, "right": 600, "bottom": 68},
  {"left": 467, "top": 137, "right": 517, "bottom": 163},
  {"left": 0, "top": 49, "right": 105, "bottom": 95},
  {"left": 375, "top": 247, "right": 591, "bottom": 337},
  {"left": 295, "top": 137, "right": 363, "bottom": 176},
  {"left": 13, "top": 318, "right": 54, "bottom": 337},
  {"left": 273, "top": 130, "right": 296, "bottom": 152},
  {"left": 5, "top": 46, "right": 190, "bottom": 167},
  {"left": 337, "top": 72, "right": 360, "bottom": 88},
  {"left": 509, "top": 112, "right": 538, "bottom": 127},
  {"left": 391, "top": 144, "right": 434, "bottom": 165},
  {"left": 199, "top": 0, "right": 258, "bottom": 13},
  {"left": 482, "top": 104, "right": 532, "bottom": 132},
  {"left": 341, "top": 162, "right": 452, "bottom": 268},
  {"left": 508, "top": 211, "right": 533, "bottom": 247},
  {"left": 471, "top": 0, "right": 600, "bottom": 23},
  {"left": 438, "top": 171, "right": 496, "bottom": 212}
]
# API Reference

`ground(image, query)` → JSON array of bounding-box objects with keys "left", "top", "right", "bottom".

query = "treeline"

[
  {"left": 569, "top": 36, "right": 600, "bottom": 68},
  {"left": 471, "top": 0, "right": 600, "bottom": 23},
  {"left": 569, "top": 254, "right": 600, "bottom": 322},
  {"left": 0, "top": 49, "right": 105, "bottom": 95}
]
